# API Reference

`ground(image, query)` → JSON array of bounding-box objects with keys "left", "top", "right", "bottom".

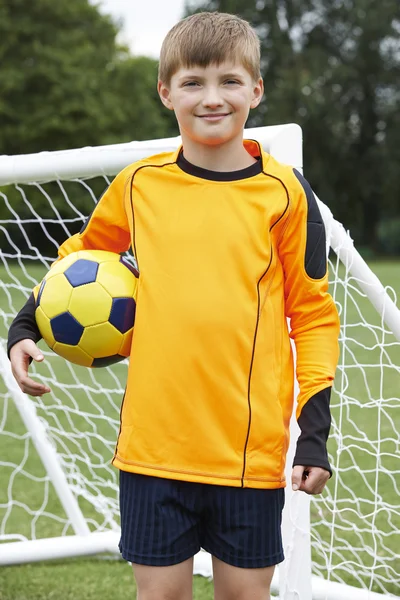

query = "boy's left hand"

[{"left": 291, "top": 465, "right": 330, "bottom": 495}]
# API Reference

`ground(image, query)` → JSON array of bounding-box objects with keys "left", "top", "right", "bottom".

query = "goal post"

[{"left": 0, "top": 125, "right": 399, "bottom": 600}]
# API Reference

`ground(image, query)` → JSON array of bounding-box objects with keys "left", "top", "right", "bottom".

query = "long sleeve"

[
  {"left": 7, "top": 167, "right": 133, "bottom": 357},
  {"left": 7, "top": 293, "right": 41, "bottom": 357},
  {"left": 57, "top": 167, "right": 132, "bottom": 259},
  {"left": 278, "top": 169, "right": 340, "bottom": 473}
]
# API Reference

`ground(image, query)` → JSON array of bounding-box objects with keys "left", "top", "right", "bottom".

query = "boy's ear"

[
  {"left": 250, "top": 77, "right": 264, "bottom": 109},
  {"left": 158, "top": 81, "right": 174, "bottom": 110}
]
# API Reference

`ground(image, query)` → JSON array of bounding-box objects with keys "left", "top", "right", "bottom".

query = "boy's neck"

[{"left": 181, "top": 136, "right": 257, "bottom": 172}]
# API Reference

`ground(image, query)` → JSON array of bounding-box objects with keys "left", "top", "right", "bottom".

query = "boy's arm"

[
  {"left": 7, "top": 169, "right": 133, "bottom": 389},
  {"left": 8, "top": 168, "right": 132, "bottom": 348},
  {"left": 278, "top": 169, "right": 340, "bottom": 491},
  {"left": 7, "top": 294, "right": 41, "bottom": 356},
  {"left": 57, "top": 167, "right": 132, "bottom": 259}
]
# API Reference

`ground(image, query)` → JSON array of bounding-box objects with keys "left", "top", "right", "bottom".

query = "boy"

[{"left": 8, "top": 11, "right": 340, "bottom": 600}]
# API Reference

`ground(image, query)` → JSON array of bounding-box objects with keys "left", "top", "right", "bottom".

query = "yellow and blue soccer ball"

[{"left": 34, "top": 250, "right": 139, "bottom": 368}]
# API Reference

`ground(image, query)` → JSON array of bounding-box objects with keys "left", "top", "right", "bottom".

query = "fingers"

[
  {"left": 291, "top": 465, "right": 305, "bottom": 491},
  {"left": 27, "top": 340, "right": 45, "bottom": 363},
  {"left": 292, "top": 466, "right": 330, "bottom": 495},
  {"left": 10, "top": 340, "right": 51, "bottom": 396},
  {"left": 16, "top": 373, "right": 51, "bottom": 396}
]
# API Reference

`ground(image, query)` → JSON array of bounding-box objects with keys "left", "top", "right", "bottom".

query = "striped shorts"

[{"left": 118, "top": 471, "right": 285, "bottom": 569}]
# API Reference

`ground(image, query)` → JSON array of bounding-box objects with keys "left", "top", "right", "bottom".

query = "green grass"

[
  {"left": 0, "top": 260, "right": 399, "bottom": 598},
  {"left": 0, "top": 560, "right": 213, "bottom": 600}
]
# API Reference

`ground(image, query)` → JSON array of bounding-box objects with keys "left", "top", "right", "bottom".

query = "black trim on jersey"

[
  {"left": 240, "top": 171, "right": 291, "bottom": 486},
  {"left": 7, "top": 293, "right": 41, "bottom": 358},
  {"left": 293, "top": 169, "right": 327, "bottom": 280},
  {"left": 293, "top": 387, "right": 332, "bottom": 476},
  {"left": 177, "top": 151, "right": 262, "bottom": 181}
]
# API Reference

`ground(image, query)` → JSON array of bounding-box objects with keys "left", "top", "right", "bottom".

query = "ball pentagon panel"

[
  {"left": 64, "top": 259, "right": 99, "bottom": 287},
  {"left": 109, "top": 297, "right": 136, "bottom": 333},
  {"left": 50, "top": 312, "right": 84, "bottom": 345}
]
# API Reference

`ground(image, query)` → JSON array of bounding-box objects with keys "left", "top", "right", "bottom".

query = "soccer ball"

[{"left": 35, "top": 250, "right": 139, "bottom": 368}]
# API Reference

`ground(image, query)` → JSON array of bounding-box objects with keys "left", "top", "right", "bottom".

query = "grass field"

[
  {"left": 0, "top": 260, "right": 399, "bottom": 599},
  {"left": 0, "top": 560, "right": 213, "bottom": 600}
]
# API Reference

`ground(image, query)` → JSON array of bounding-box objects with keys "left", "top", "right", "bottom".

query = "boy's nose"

[{"left": 202, "top": 87, "right": 224, "bottom": 108}]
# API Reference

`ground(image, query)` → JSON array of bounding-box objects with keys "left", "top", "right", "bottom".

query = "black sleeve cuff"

[
  {"left": 293, "top": 387, "right": 332, "bottom": 476},
  {"left": 7, "top": 293, "right": 42, "bottom": 358}
]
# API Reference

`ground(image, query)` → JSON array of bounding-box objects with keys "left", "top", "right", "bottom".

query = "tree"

[
  {"left": 298, "top": 0, "right": 400, "bottom": 252},
  {"left": 0, "top": 0, "right": 122, "bottom": 154},
  {"left": 0, "top": 0, "right": 179, "bottom": 256},
  {"left": 185, "top": 0, "right": 400, "bottom": 254},
  {"left": 107, "top": 56, "right": 178, "bottom": 143},
  {"left": 0, "top": 0, "right": 178, "bottom": 155}
]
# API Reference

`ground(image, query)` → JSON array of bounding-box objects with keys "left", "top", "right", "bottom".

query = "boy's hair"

[{"left": 158, "top": 12, "right": 261, "bottom": 85}]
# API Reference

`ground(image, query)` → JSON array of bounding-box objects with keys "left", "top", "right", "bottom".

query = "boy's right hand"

[{"left": 9, "top": 340, "right": 51, "bottom": 396}]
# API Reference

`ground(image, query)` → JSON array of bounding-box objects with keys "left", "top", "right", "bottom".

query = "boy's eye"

[
  {"left": 225, "top": 79, "right": 240, "bottom": 85},
  {"left": 183, "top": 81, "right": 200, "bottom": 87}
]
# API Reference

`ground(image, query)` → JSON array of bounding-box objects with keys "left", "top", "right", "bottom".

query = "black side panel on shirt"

[
  {"left": 7, "top": 293, "right": 41, "bottom": 358},
  {"left": 293, "top": 169, "right": 327, "bottom": 280},
  {"left": 293, "top": 387, "right": 332, "bottom": 475}
]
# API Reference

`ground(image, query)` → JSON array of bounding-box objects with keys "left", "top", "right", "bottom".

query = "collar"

[{"left": 175, "top": 139, "right": 264, "bottom": 182}]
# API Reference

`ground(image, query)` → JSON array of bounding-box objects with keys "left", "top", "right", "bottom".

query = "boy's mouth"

[{"left": 197, "top": 113, "right": 231, "bottom": 121}]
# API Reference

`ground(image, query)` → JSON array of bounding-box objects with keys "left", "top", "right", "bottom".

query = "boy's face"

[{"left": 158, "top": 61, "right": 263, "bottom": 150}]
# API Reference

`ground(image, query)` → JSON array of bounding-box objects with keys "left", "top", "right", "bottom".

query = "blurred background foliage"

[{"left": 0, "top": 0, "right": 399, "bottom": 255}]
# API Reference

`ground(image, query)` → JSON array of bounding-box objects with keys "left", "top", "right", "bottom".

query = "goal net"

[{"left": 0, "top": 125, "right": 399, "bottom": 599}]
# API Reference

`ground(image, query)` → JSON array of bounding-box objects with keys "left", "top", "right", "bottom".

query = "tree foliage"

[
  {"left": 186, "top": 0, "right": 400, "bottom": 253},
  {"left": 107, "top": 56, "right": 178, "bottom": 143},
  {"left": 0, "top": 0, "right": 178, "bottom": 155},
  {"left": 1, "top": 0, "right": 399, "bottom": 254},
  {"left": 0, "top": 0, "right": 178, "bottom": 256}
]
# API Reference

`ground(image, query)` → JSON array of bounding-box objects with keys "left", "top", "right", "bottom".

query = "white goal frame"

[{"left": 0, "top": 124, "right": 399, "bottom": 600}]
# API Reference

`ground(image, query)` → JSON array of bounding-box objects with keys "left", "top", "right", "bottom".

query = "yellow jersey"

[{"left": 8, "top": 140, "right": 340, "bottom": 489}]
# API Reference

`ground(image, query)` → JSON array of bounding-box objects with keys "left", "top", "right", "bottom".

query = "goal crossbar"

[{"left": 0, "top": 124, "right": 302, "bottom": 185}]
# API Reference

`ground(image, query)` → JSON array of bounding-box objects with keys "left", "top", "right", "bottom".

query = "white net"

[
  {"left": 0, "top": 134, "right": 399, "bottom": 598},
  {"left": 0, "top": 175, "right": 125, "bottom": 542},
  {"left": 312, "top": 243, "right": 400, "bottom": 596}
]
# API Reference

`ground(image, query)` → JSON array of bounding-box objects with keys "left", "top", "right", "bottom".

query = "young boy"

[{"left": 8, "top": 11, "right": 340, "bottom": 600}]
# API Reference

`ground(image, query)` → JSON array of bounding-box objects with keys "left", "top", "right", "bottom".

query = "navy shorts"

[{"left": 118, "top": 471, "right": 285, "bottom": 569}]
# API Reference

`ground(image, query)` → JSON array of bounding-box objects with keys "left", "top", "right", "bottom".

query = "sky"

[{"left": 94, "top": 0, "right": 187, "bottom": 58}]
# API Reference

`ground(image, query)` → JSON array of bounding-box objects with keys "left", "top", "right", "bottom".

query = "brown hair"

[{"left": 158, "top": 12, "right": 261, "bottom": 85}]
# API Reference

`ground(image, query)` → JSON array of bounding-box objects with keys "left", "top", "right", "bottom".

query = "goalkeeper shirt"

[{"left": 8, "top": 140, "right": 340, "bottom": 489}]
